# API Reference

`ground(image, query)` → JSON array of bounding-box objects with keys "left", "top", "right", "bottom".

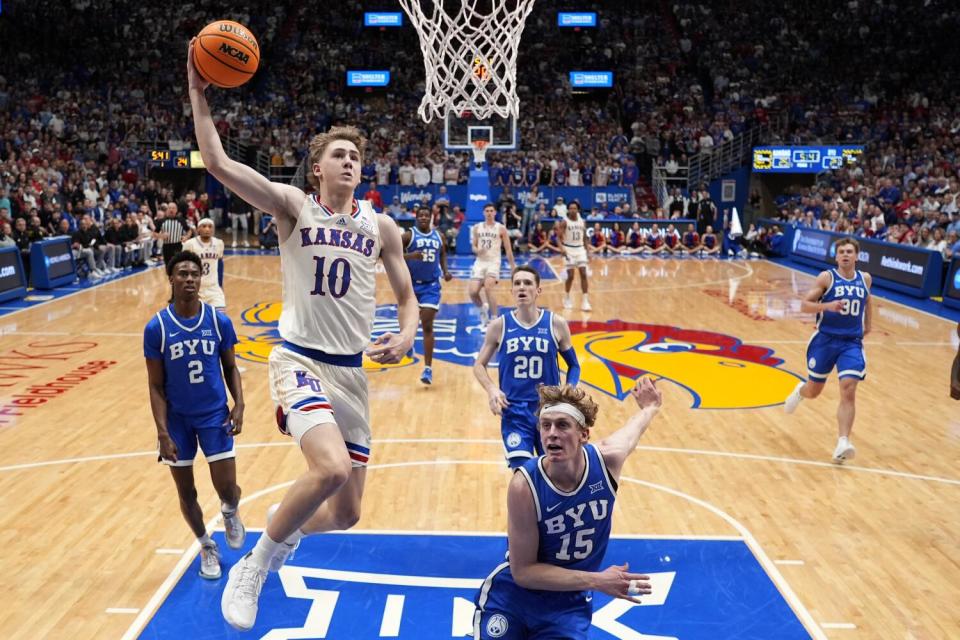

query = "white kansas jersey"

[
  {"left": 473, "top": 222, "right": 504, "bottom": 261},
  {"left": 279, "top": 196, "right": 381, "bottom": 355},
  {"left": 563, "top": 216, "right": 585, "bottom": 248},
  {"left": 182, "top": 236, "right": 226, "bottom": 306}
]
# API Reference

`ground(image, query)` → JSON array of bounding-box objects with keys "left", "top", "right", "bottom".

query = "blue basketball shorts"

[
  {"left": 160, "top": 405, "right": 234, "bottom": 467},
  {"left": 501, "top": 400, "right": 543, "bottom": 469},
  {"left": 806, "top": 331, "right": 866, "bottom": 381},
  {"left": 474, "top": 564, "right": 592, "bottom": 639},
  {"left": 413, "top": 279, "right": 441, "bottom": 310}
]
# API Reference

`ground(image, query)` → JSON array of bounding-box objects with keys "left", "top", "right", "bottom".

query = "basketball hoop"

[
  {"left": 398, "top": 0, "right": 537, "bottom": 123},
  {"left": 471, "top": 140, "right": 489, "bottom": 166}
]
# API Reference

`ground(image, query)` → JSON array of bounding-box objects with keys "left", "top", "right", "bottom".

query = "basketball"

[{"left": 192, "top": 20, "right": 260, "bottom": 88}]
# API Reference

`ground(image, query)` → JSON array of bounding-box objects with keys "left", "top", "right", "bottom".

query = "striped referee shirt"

[{"left": 160, "top": 217, "right": 186, "bottom": 243}]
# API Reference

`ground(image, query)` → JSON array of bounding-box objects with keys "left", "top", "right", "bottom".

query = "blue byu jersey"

[
  {"left": 519, "top": 444, "right": 616, "bottom": 573},
  {"left": 498, "top": 309, "right": 561, "bottom": 403},
  {"left": 143, "top": 304, "right": 238, "bottom": 416},
  {"left": 817, "top": 269, "right": 869, "bottom": 338},
  {"left": 405, "top": 227, "right": 443, "bottom": 282}
]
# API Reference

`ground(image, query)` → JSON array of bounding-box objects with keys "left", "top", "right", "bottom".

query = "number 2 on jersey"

[{"left": 187, "top": 360, "right": 204, "bottom": 384}]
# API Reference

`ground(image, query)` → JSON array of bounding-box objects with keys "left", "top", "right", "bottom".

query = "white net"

[
  {"left": 471, "top": 140, "right": 488, "bottom": 166},
  {"left": 398, "top": 0, "right": 536, "bottom": 123}
]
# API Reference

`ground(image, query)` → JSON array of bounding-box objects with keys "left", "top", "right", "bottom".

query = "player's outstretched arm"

[
  {"left": 800, "top": 271, "right": 841, "bottom": 314},
  {"left": 507, "top": 472, "right": 650, "bottom": 601},
  {"left": 187, "top": 41, "right": 303, "bottom": 225},
  {"left": 368, "top": 215, "right": 417, "bottom": 364},
  {"left": 597, "top": 378, "right": 662, "bottom": 481},
  {"left": 473, "top": 317, "right": 509, "bottom": 415}
]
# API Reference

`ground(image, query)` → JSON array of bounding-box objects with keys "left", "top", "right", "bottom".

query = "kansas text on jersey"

[{"left": 281, "top": 197, "right": 381, "bottom": 356}]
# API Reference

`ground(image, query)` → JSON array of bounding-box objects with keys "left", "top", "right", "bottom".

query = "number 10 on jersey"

[{"left": 311, "top": 256, "right": 352, "bottom": 298}]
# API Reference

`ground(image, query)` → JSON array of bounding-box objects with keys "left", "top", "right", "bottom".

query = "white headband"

[
  {"left": 540, "top": 403, "right": 586, "bottom": 426},
  {"left": 198, "top": 218, "right": 215, "bottom": 227}
]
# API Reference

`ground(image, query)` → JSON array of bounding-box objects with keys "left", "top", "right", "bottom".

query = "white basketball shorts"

[{"left": 268, "top": 344, "right": 371, "bottom": 466}]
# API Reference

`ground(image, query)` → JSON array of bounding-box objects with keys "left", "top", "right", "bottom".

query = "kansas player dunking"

[
  {"left": 144, "top": 251, "right": 246, "bottom": 582},
  {"left": 189, "top": 45, "right": 418, "bottom": 631},
  {"left": 182, "top": 218, "right": 226, "bottom": 308},
  {"left": 474, "top": 265, "right": 581, "bottom": 467},
  {"left": 473, "top": 381, "right": 663, "bottom": 639},
  {"left": 403, "top": 206, "right": 453, "bottom": 385},
  {"left": 785, "top": 238, "right": 872, "bottom": 463}
]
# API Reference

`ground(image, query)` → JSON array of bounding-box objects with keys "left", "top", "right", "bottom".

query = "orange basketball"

[{"left": 193, "top": 20, "right": 260, "bottom": 89}]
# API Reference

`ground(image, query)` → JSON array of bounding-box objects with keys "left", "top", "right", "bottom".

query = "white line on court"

[
  {"left": 619, "top": 475, "right": 827, "bottom": 640},
  {"left": 121, "top": 459, "right": 824, "bottom": 640},
  {"left": 4, "top": 438, "right": 960, "bottom": 487},
  {"left": 820, "top": 622, "right": 857, "bottom": 630},
  {"left": 775, "top": 560, "right": 806, "bottom": 566}
]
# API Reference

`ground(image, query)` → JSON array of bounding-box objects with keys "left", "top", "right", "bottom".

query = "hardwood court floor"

[{"left": 0, "top": 253, "right": 957, "bottom": 639}]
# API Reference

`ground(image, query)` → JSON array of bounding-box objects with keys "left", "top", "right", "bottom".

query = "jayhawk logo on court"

[
  {"left": 236, "top": 302, "right": 801, "bottom": 408},
  {"left": 234, "top": 302, "right": 417, "bottom": 371},
  {"left": 565, "top": 320, "right": 802, "bottom": 408}
]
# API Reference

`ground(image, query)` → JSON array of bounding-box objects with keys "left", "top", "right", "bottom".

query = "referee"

[{"left": 160, "top": 203, "right": 190, "bottom": 266}]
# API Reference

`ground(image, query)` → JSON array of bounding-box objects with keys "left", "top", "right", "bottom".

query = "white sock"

[
  {"left": 249, "top": 533, "right": 283, "bottom": 570},
  {"left": 198, "top": 533, "right": 213, "bottom": 547},
  {"left": 284, "top": 529, "right": 305, "bottom": 547},
  {"left": 583, "top": 293, "right": 589, "bottom": 302}
]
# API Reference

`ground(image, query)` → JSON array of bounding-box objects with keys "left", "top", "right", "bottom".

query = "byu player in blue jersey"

[
  {"left": 474, "top": 265, "right": 581, "bottom": 467},
  {"left": 144, "top": 251, "right": 246, "bottom": 581},
  {"left": 473, "top": 380, "right": 663, "bottom": 639},
  {"left": 785, "top": 238, "right": 873, "bottom": 463},
  {"left": 402, "top": 206, "right": 453, "bottom": 385}
]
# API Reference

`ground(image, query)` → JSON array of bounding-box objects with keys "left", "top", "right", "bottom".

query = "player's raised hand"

[
  {"left": 488, "top": 389, "right": 510, "bottom": 416},
  {"left": 367, "top": 332, "right": 413, "bottom": 364},
  {"left": 593, "top": 562, "right": 651, "bottom": 604},
  {"left": 158, "top": 433, "right": 179, "bottom": 463},
  {"left": 631, "top": 377, "right": 662, "bottom": 410},
  {"left": 186, "top": 39, "right": 210, "bottom": 92}
]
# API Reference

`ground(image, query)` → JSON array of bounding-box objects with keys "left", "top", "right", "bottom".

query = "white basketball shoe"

[
  {"left": 832, "top": 437, "right": 856, "bottom": 464},
  {"left": 222, "top": 508, "right": 246, "bottom": 550},
  {"left": 783, "top": 382, "right": 804, "bottom": 414},
  {"left": 199, "top": 541, "right": 222, "bottom": 580},
  {"left": 221, "top": 552, "right": 267, "bottom": 630}
]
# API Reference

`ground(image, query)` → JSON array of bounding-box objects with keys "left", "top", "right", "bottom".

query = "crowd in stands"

[{"left": 4, "top": 0, "right": 960, "bottom": 276}]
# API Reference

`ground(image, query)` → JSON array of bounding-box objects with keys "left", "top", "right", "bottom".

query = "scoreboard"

[
  {"left": 147, "top": 149, "right": 203, "bottom": 169},
  {"left": 752, "top": 146, "right": 863, "bottom": 173}
]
